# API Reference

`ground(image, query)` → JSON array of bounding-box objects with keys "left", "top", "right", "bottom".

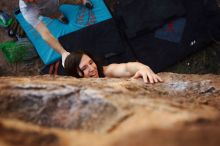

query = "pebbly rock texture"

[
  {"left": 0, "top": 77, "right": 126, "bottom": 132},
  {"left": 0, "top": 73, "right": 220, "bottom": 146}
]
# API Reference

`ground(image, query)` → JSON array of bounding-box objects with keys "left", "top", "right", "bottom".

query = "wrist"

[
  {"left": 60, "top": 49, "right": 68, "bottom": 55},
  {"left": 136, "top": 62, "right": 147, "bottom": 69},
  {"left": 61, "top": 52, "right": 70, "bottom": 68},
  {"left": 62, "top": 51, "right": 70, "bottom": 56}
]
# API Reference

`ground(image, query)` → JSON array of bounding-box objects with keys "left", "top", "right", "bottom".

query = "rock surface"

[{"left": 0, "top": 73, "right": 220, "bottom": 146}]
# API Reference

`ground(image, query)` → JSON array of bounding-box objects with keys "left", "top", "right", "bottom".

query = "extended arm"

[
  {"left": 35, "top": 21, "right": 70, "bottom": 66},
  {"left": 104, "top": 62, "right": 163, "bottom": 83}
]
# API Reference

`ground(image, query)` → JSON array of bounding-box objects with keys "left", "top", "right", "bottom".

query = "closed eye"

[
  {"left": 81, "top": 65, "right": 87, "bottom": 71},
  {"left": 89, "top": 60, "right": 94, "bottom": 65}
]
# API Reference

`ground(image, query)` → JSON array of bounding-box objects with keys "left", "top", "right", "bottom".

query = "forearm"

[
  {"left": 105, "top": 62, "right": 148, "bottom": 77},
  {"left": 125, "top": 62, "right": 148, "bottom": 75},
  {"left": 43, "top": 33, "right": 67, "bottom": 55},
  {"left": 35, "top": 22, "right": 67, "bottom": 55}
]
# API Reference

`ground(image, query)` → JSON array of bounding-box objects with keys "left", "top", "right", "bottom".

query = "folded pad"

[
  {"left": 59, "top": 19, "right": 135, "bottom": 66},
  {"left": 15, "top": 0, "right": 112, "bottom": 65}
]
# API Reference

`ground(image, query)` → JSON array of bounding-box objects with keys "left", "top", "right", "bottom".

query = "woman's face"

[{"left": 79, "top": 54, "right": 99, "bottom": 78}]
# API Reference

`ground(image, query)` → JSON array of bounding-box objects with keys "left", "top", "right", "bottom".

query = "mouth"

[{"left": 90, "top": 72, "right": 98, "bottom": 78}]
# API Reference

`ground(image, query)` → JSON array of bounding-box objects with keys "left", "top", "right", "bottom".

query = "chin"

[{"left": 90, "top": 73, "right": 99, "bottom": 78}]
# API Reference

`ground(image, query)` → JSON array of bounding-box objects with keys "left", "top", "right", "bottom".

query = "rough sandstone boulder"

[{"left": 0, "top": 73, "right": 220, "bottom": 146}]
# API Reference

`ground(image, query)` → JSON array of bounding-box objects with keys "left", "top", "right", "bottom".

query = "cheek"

[
  {"left": 83, "top": 70, "right": 90, "bottom": 77},
  {"left": 93, "top": 63, "right": 97, "bottom": 69}
]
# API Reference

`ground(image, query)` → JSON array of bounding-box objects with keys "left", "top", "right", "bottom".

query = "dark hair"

[{"left": 64, "top": 50, "right": 104, "bottom": 78}]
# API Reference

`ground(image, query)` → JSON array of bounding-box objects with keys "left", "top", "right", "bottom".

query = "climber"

[{"left": 64, "top": 51, "right": 163, "bottom": 84}]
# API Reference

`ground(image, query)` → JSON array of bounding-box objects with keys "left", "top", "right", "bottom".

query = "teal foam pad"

[{"left": 15, "top": 0, "right": 112, "bottom": 65}]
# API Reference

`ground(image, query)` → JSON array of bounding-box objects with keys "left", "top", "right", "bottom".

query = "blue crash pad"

[{"left": 15, "top": 0, "right": 112, "bottom": 65}]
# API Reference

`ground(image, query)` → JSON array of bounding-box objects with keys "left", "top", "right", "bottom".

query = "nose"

[{"left": 88, "top": 64, "right": 95, "bottom": 71}]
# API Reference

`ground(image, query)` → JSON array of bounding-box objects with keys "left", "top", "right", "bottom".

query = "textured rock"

[
  {"left": 0, "top": 77, "right": 126, "bottom": 132},
  {"left": 0, "top": 73, "right": 220, "bottom": 146}
]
